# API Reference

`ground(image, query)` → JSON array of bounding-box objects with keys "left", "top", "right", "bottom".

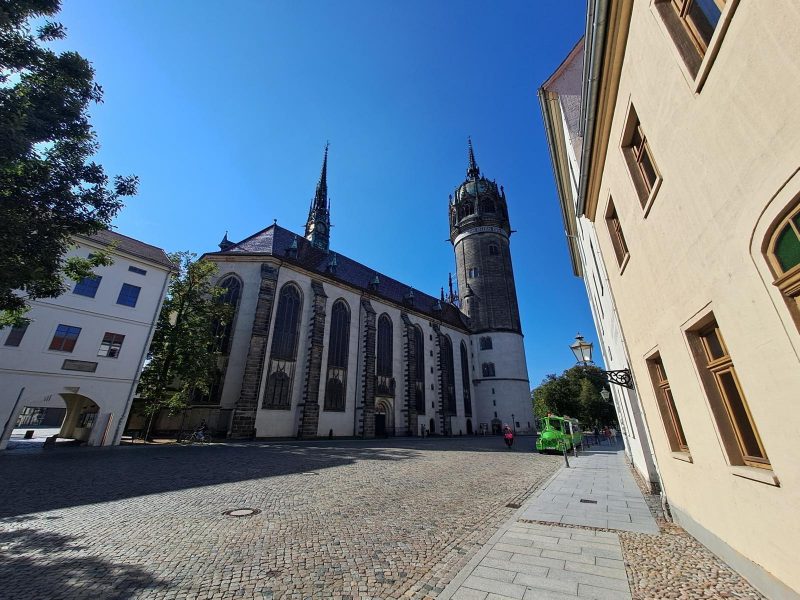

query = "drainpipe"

[{"left": 576, "top": 0, "right": 610, "bottom": 217}]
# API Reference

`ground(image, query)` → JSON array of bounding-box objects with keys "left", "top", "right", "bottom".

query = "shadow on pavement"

[
  {"left": 0, "top": 436, "right": 538, "bottom": 518},
  {"left": 0, "top": 528, "right": 165, "bottom": 598}
]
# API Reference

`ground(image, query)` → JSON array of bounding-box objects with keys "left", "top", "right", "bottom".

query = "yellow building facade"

[{"left": 542, "top": 1, "right": 800, "bottom": 597}]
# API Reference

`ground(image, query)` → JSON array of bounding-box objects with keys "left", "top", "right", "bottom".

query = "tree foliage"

[
  {"left": 0, "top": 0, "right": 137, "bottom": 321},
  {"left": 137, "top": 253, "right": 232, "bottom": 425},
  {"left": 531, "top": 365, "right": 617, "bottom": 427}
]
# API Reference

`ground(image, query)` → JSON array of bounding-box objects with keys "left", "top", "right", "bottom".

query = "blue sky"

[{"left": 53, "top": 0, "right": 594, "bottom": 387}]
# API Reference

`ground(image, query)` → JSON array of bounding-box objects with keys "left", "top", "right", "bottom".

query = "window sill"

[
  {"left": 641, "top": 176, "right": 663, "bottom": 218},
  {"left": 730, "top": 465, "right": 780, "bottom": 487},
  {"left": 671, "top": 451, "right": 693, "bottom": 463}
]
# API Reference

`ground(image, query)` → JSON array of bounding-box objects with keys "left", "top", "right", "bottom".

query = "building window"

[
  {"left": 765, "top": 201, "right": 800, "bottom": 331},
  {"left": 4, "top": 323, "right": 29, "bottom": 347},
  {"left": 49, "top": 324, "right": 81, "bottom": 352},
  {"left": 647, "top": 354, "right": 689, "bottom": 453},
  {"left": 690, "top": 317, "right": 770, "bottom": 468},
  {"left": 622, "top": 105, "right": 660, "bottom": 209},
  {"left": 73, "top": 276, "right": 102, "bottom": 298},
  {"left": 128, "top": 266, "right": 147, "bottom": 275},
  {"left": 468, "top": 267, "right": 480, "bottom": 278},
  {"left": 440, "top": 334, "right": 457, "bottom": 416},
  {"left": 116, "top": 283, "right": 141, "bottom": 307},
  {"left": 605, "top": 199, "right": 630, "bottom": 267},
  {"left": 97, "top": 332, "right": 125, "bottom": 358},
  {"left": 413, "top": 325, "right": 426, "bottom": 415},
  {"left": 264, "top": 283, "right": 302, "bottom": 409},
  {"left": 482, "top": 362, "right": 495, "bottom": 377},
  {"left": 324, "top": 300, "right": 350, "bottom": 411},
  {"left": 460, "top": 341, "right": 472, "bottom": 417},
  {"left": 479, "top": 336, "right": 492, "bottom": 350},
  {"left": 376, "top": 314, "right": 393, "bottom": 396},
  {"left": 488, "top": 243, "right": 499, "bottom": 256},
  {"left": 656, "top": 0, "right": 727, "bottom": 77},
  {"left": 215, "top": 275, "right": 242, "bottom": 355}
]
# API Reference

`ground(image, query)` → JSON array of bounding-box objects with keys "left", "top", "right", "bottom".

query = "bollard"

[{"left": 561, "top": 442, "right": 570, "bottom": 468}]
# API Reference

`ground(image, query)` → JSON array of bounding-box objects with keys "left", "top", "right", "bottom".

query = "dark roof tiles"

[
  {"left": 206, "top": 224, "right": 468, "bottom": 330},
  {"left": 82, "top": 229, "right": 176, "bottom": 270}
]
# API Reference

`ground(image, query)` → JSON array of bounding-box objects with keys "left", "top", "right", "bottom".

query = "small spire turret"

[{"left": 467, "top": 136, "right": 480, "bottom": 179}]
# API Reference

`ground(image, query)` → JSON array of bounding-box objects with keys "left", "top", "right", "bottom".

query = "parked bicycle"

[{"left": 179, "top": 428, "right": 212, "bottom": 444}]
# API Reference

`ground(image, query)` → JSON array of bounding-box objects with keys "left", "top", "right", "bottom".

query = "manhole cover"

[
  {"left": 579, "top": 499, "right": 598, "bottom": 504},
  {"left": 506, "top": 503, "right": 521, "bottom": 509},
  {"left": 222, "top": 508, "right": 261, "bottom": 517}
]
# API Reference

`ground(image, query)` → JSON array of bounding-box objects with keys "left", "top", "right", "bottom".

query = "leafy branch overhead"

[{"left": 0, "top": 0, "right": 137, "bottom": 320}]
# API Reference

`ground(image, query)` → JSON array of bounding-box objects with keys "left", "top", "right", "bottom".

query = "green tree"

[
  {"left": 0, "top": 0, "right": 137, "bottom": 324},
  {"left": 137, "top": 253, "right": 232, "bottom": 439},
  {"left": 531, "top": 364, "right": 617, "bottom": 426}
]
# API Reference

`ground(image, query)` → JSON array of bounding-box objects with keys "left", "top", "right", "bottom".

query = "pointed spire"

[
  {"left": 314, "top": 141, "right": 330, "bottom": 209},
  {"left": 219, "top": 231, "right": 234, "bottom": 251},
  {"left": 467, "top": 136, "right": 480, "bottom": 179},
  {"left": 440, "top": 287, "right": 445, "bottom": 302}
]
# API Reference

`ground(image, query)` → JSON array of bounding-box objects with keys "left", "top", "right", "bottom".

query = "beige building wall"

[{"left": 584, "top": 1, "right": 800, "bottom": 595}]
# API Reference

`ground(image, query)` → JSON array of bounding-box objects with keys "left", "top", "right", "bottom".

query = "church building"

[{"left": 203, "top": 142, "right": 532, "bottom": 439}]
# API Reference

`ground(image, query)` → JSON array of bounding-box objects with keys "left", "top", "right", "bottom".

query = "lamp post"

[
  {"left": 600, "top": 389, "right": 610, "bottom": 401},
  {"left": 569, "top": 334, "right": 634, "bottom": 389},
  {"left": 511, "top": 413, "right": 515, "bottom": 433}
]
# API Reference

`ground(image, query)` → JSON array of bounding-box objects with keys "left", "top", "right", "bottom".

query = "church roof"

[{"left": 203, "top": 224, "right": 468, "bottom": 330}]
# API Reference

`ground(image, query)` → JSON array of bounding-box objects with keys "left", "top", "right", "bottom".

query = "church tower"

[
  {"left": 449, "top": 139, "right": 521, "bottom": 333},
  {"left": 305, "top": 143, "right": 331, "bottom": 251},
  {"left": 449, "top": 139, "right": 532, "bottom": 432}
]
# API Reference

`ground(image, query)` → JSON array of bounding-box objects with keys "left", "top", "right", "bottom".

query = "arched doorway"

[
  {"left": 375, "top": 398, "right": 392, "bottom": 438},
  {"left": 491, "top": 418, "right": 502, "bottom": 435},
  {"left": 466, "top": 419, "right": 473, "bottom": 435},
  {"left": 429, "top": 418, "right": 436, "bottom": 435},
  {"left": 59, "top": 394, "right": 104, "bottom": 443}
]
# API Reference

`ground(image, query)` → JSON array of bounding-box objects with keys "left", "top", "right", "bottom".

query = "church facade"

[{"left": 202, "top": 143, "right": 533, "bottom": 439}]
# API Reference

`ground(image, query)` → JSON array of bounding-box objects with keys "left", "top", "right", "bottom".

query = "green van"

[{"left": 536, "top": 415, "right": 572, "bottom": 453}]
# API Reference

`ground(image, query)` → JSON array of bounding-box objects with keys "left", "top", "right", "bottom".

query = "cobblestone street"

[{"left": 0, "top": 437, "right": 561, "bottom": 599}]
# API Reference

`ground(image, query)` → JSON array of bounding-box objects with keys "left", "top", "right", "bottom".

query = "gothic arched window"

[
  {"left": 324, "top": 299, "right": 350, "bottom": 411},
  {"left": 377, "top": 313, "right": 394, "bottom": 396},
  {"left": 460, "top": 341, "right": 472, "bottom": 417},
  {"left": 264, "top": 283, "right": 303, "bottom": 409},
  {"left": 413, "top": 325, "right": 425, "bottom": 414},
  {"left": 482, "top": 362, "right": 496, "bottom": 377},
  {"left": 482, "top": 199, "right": 496, "bottom": 213},
  {"left": 766, "top": 200, "right": 800, "bottom": 331},
  {"left": 488, "top": 243, "right": 500, "bottom": 256},
  {"left": 441, "top": 334, "right": 457, "bottom": 415},
  {"left": 215, "top": 274, "right": 242, "bottom": 355}
]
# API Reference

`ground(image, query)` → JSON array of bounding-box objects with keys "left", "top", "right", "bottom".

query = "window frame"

[
  {"left": 620, "top": 103, "right": 662, "bottom": 215},
  {"left": 481, "top": 362, "right": 495, "bottom": 378},
  {"left": 49, "top": 324, "right": 82, "bottom": 353},
  {"left": 687, "top": 316, "right": 771, "bottom": 470},
  {"left": 646, "top": 353, "right": 690, "bottom": 455},
  {"left": 73, "top": 275, "right": 102, "bottom": 298},
  {"left": 4, "top": 322, "right": 29, "bottom": 347},
  {"left": 652, "top": 0, "right": 738, "bottom": 92},
  {"left": 324, "top": 299, "right": 351, "bottom": 411},
  {"left": 97, "top": 332, "right": 125, "bottom": 359},
  {"left": 605, "top": 198, "right": 631, "bottom": 270},
  {"left": 765, "top": 201, "right": 800, "bottom": 332},
  {"left": 116, "top": 283, "right": 142, "bottom": 308},
  {"left": 263, "top": 283, "right": 303, "bottom": 410}
]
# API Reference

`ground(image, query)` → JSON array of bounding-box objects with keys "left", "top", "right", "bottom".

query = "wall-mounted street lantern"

[
  {"left": 569, "top": 334, "right": 635, "bottom": 389},
  {"left": 600, "top": 389, "right": 610, "bottom": 401}
]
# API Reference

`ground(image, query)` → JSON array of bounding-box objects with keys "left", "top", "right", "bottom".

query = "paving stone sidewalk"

[{"left": 438, "top": 447, "right": 657, "bottom": 600}]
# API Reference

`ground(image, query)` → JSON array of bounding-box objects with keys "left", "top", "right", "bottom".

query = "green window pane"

[{"left": 775, "top": 224, "right": 800, "bottom": 272}]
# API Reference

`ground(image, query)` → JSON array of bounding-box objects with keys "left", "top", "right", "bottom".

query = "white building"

[
  {"left": 196, "top": 144, "right": 534, "bottom": 439},
  {"left": 539, "top": 39, "right": 661, "bottom": 491},
  {"left": 0, "top": 230, "right": 173, "bottom": 449}
]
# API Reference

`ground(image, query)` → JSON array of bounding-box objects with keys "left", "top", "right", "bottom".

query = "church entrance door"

[
  {"left": 375, "top": 414, "right": 386, "bottom": 437},
  {"left": 429, "top": 418, "right": 436, "bottom": 435},
  {"left": 466, "top": 419, "right": 473, "bottom": 435}
]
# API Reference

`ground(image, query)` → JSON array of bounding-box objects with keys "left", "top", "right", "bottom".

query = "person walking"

[
  {"left": 610, "top": 426, "right": 618, "bottom": 445},
  {"left": 593, "top": 425, "right": 600, "bottom": 445}
]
